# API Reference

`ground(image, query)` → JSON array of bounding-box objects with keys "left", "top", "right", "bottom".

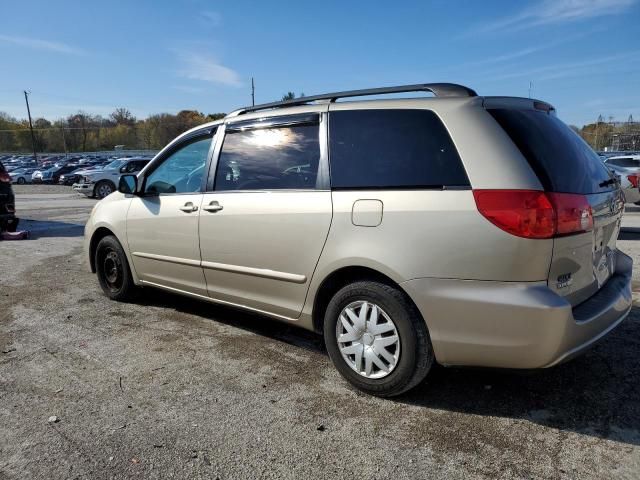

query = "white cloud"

[
  {"left": 201, "top": 11, "right": 222, "bottom": 27},
  {"left": 0, "top": 34, "right": 85, "bottom": 55},
  {"left": 483, "top": 50, "right": 640, "bottom": 82},
  {"left": 174, "top": 51, "right": 242, "bottom": 87},
  {"left": 469, "top": 0, "right": 636, "bottom": 34}
]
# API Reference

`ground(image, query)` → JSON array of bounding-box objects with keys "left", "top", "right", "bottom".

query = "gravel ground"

[{"left": 1, "top": 185, "right": 640, "bottom": 479}]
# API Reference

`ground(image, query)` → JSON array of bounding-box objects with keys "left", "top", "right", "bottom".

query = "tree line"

[
  {"left": 0, "top": 108, "right": 225, "bottom": 153},
  {"left": 1, "top": 105, "right": 638, "bottom": 153}
]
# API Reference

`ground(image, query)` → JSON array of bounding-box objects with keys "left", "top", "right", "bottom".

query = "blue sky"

[{"left": 0, "top": 0, "right": 638, "bottom": 126}]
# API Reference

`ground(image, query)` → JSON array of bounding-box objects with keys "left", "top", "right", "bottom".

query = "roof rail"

[{"left": 227, "top": 83, "right": 477, "bottom": 117}]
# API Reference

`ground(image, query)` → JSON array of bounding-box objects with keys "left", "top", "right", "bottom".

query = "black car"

[
  {"left": 39, "top": 164, "right": 79, "bottom": 184},
  {"left": 0, "top": 161, "right": 17, "bottom": 232}
]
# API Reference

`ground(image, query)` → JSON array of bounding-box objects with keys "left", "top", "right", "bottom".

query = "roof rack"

[{"left": 228, "top": 83, "right": 477, "bottom": 117}]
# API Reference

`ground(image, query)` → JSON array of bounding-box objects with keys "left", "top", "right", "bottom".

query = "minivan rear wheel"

[
  {"left": 95, "top": 235, "right": 138, "bottom": 301},
  {"left": 324, "top": 281, "right": 433, "bottom": 397}
]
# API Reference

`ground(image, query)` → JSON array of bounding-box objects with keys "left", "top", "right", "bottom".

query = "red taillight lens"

[
  {"left": 546, "top": 192, "right": 593, "bottom": 236},
  {"left": 627, "top": 174, "right": 639, "bottom": 188},
  {"left": 473, "top": 190, "right": 593, "bottom": 239},
  {"left": 473, "top": 190, "right": 555, "bottom": 239},
  {"left": 0, "top": 172, "right": 10, "bottom": 183}
]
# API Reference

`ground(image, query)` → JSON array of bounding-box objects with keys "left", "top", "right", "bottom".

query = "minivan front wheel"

[
  {"left": 95, "top": 235, "right": 137, "bottom": 301},
  {"left": 324, "top": 281, "right": 433, "bottom": 397}
]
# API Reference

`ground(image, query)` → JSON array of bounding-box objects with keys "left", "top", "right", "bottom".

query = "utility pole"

[
  {"left": 251, "top": 77, "right": 255, "bottom": 106},
  {"left": 528, "top": 81, "right": 533, "bottom": 99},
  {"left": 23, "top": 90, "right": 38, "bottom": 165},
  {"left": 60, "top": 124, "right": 68, "bottom": 158}
]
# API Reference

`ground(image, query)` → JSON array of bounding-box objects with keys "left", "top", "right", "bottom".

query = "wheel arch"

[
  {"left": 311, "top": 265, "right": 425, "bottom": 335},
  {"left": 89, "top": 226, "right": 118, "bottom": 273}
]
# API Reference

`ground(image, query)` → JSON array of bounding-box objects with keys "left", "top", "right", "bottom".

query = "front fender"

[{"left": 84, "top": 194, "right": 139, "bottom": 284}]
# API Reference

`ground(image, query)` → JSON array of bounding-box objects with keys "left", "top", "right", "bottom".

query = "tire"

[
  {"left": 95, "top": 235, "right": 138, "bottom": 301},
  {"left": 17, "top": 177, "right": 26, "bottom": 185},
  {"left": 94, "top": 181, "right": 115, "bottom": 199},
  {"left": 323, "top": 280, "right": 433, "bottom": 397}
]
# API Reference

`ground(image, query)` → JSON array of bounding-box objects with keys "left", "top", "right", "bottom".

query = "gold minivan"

[{"left": 84, "top": 83, "right": 632, "bottom": 396}]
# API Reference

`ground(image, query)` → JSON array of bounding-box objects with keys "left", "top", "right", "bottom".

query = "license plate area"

[{"left": 593, "top": 223, "right": 616, "bottom": 288}]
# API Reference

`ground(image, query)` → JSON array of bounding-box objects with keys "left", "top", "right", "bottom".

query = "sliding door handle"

[{"left": 203, "top": 201, "right": 223, "bottom": 213}]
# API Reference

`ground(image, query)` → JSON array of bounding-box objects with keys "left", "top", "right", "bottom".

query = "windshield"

[
  {"left": 104, "top": 159, "right": 127, "bottom": 170},
  {"left": 488, "top": 109, "right": 613, "bottom": 194}
]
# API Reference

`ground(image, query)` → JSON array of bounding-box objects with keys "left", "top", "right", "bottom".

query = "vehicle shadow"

[
  {"left": 399, "top": 307, "right": 640, "bottom": 446},
  {"left": 134, "top": 288, "right": 640, "bottom": 446},
  {"left": 19, "top": 219, "right": 85, "bottom": 239},
  {"left": 136, "top": 288, "right": 326, "bottom": 353}
]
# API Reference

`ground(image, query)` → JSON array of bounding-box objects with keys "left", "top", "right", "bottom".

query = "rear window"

[
  {"left": 488, "top": 109, "right": 612, "bottom": 194},
  {"left": 329, "top": 109, "right": 469, "bottom": 189},
  {"left": 606, "top": 157, "right": 640, "bottom": 168}
]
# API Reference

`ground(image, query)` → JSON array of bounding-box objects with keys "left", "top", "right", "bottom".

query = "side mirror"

[{"left": 119, "top": 174, "right": 138, "bottom": 194}]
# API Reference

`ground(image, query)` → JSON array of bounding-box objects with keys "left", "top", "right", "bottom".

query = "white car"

[
  {"left": 604, "top": 160, "right": 640, "bottom": 204},
  {"left": 9, "top": 167, "right": 36, "bottom": 184},
  {"left": 72, "top": 158, "right": 150, "bottom": 199}
]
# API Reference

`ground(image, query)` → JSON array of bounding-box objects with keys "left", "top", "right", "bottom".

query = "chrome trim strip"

[
  {"left": 133, "top": 251, "right": 307, "bottom": 284},
  {"left": 132, "top": 251, "right": 201, "bottom": 268},
  {"left": 201, "top": 260, "right": 307, "bottom": 284},
  {"left": 139, "top": 280, "right": 297, "bottom": 322}
]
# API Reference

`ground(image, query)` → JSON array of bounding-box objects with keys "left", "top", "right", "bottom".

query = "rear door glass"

[
  {"left": 488, "top": 109, "right": 613, "bottom": 194},
  {"left": 606, "top": 157, "right": 640, "bottom": 168},
  {"left": 329, "top": 109, "right": 469, "bottom": 189}
]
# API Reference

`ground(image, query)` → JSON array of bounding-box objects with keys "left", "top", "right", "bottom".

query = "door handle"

[
  {"left": 179, "top": 202, "right": 198, "bottom": 213},
  {"left": 202, "top": 201, "right": 223, "bottom": 213}
]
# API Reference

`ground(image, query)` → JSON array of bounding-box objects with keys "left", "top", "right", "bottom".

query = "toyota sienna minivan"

[{"left": 84, "top": 83, "right": 632, "bottom": 396}]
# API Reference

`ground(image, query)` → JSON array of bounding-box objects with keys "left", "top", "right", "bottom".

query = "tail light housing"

[
  {"left": 627, "top": 174, "right": 639, "bottom": 188},
  {"left": 0, "top": 171, "right": 11, "bottom": 183},
  {"left": 473, "top": 190, "right": 592, "bottom": 239}
]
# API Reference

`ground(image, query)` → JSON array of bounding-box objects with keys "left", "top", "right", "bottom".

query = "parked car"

[
  {"left": 84, "top": 83, "right": 631, "bottom": 397},
  {"left": 603, "top": 155, "right": 640, "bottom": 204},
  {"left": 604, "top": 164, "right": 640, "bottom": 204},
  {"left": 73, "top": 158, "right": 150, "bottom": 198},
  {"left": 0, "top": 161, "right": 17, "bottom": 232},
  {"left": 34, "top": 164, "right": 79, "bottom": 184},
  {"left": 9, "top": 167, "right": 36, "bottom": 184}
]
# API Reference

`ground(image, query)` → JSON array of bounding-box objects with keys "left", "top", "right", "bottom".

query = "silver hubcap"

[{"left": 336, "top": 301, "right": 400, "bottom": 379}]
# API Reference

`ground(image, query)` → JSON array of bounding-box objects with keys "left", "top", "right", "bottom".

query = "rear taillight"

[
  {"left": 473, "top": 190, "right": 593, "bottom": 239},
  {"left": 546, "top": 192, "right": 593, "bottom": 236},
  {"left": 627, "top": 174, "right": 639, "bottom": 188},
  {"left": 0, "top": 172, "right": 10, "bottom": 183}
]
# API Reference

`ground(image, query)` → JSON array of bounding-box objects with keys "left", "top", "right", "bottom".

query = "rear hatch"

[{"left": 487, "top": 103, "right": 623, "bottom": 306}]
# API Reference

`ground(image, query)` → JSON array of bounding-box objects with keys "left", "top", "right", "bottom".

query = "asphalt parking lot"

[{"left": 2, "top": 185, "right": 640, "bottom": 479}]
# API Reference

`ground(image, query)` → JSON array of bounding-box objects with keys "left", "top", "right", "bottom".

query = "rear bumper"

[
  {"left": 401, "top": 251, "right": 633, "bottom": 369},
  {"left": 623, "top": 186, "right": 640, "bottom": 204}
]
